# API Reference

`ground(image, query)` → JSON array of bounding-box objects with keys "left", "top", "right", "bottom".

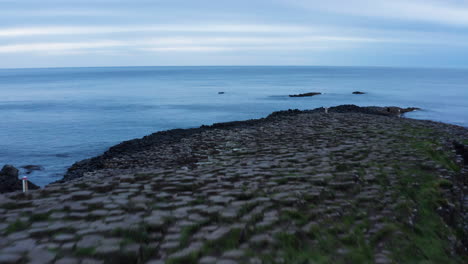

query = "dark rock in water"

[
  {"left": 289, "top": 92, "right": 321, "bottom": 97},
  {"left": 0, "top": 165, "right": 39, "bottom": 193},
  {"left": 218, "top": 92, "right": 225, "bottom": 94},
  {"left": 55, "top": 153, "right": 70, "bottom": 158},
  {"left": 352, "top": 91, "right": 366, "bottom": 94},
  {"left": 21, "top": 165, "right": 44, "bottom": 174}
]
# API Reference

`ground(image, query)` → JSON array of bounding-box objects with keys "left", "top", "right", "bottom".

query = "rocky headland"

[{"left": 0, "top": 105, "right": 467, "bottom": 264}]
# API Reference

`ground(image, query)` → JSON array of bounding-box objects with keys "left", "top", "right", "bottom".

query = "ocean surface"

[{"left": 1, "top": 66, "right": 467, "bottom": 186}]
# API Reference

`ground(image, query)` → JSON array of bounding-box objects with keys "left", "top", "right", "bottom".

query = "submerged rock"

[
  {"left": 21, "top": 165, "right": 44, "bottom": 174},
  {"left": 289, "top": 92, "right": 322, "bottom": 97},
  {"left": 0, "top": 165, "right": 39, "bottom": 193}
]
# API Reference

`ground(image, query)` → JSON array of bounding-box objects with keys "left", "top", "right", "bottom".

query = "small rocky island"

[
  {"left": 0, "top": 105, "right": 466, "bottom": 264},
  {"left": 289, "top": 92, "right": 322, "bottom": 97}
]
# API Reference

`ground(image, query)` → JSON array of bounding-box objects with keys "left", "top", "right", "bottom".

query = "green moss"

[
  {"left": 113, "top": 226, "right": 150, "bottom": 244},
  {"left": 166, "top": 252, "right": 199, "bottom": 264},
  {"left": 274, "top": 177, "right": 289, "bottom": 185},
  {"left": 202, "top": 228, "right": 243, "bottom": 255},
  {"left": 335, "top": 163, "right": 353, "bottom": 172},
  {"left": 371, "top": 223, "right": 398, "bottom": 244},
  {"left": 188, "top": 197, "right": 206, "bottom": 205},
  {"left": 6, "top": 220, "right": 30, "bottom": 234},
  {"left": 280, "top": 209, "right": 309, "bottom": 226},
  {"left": 29, "top": 212, "right": 51, "bottom": 222},
  {"left": 389, "top": 167, "right": 463, "bottom": 263},
  {"left": 437, "top": 179, "right": 453, "bottom": 189},
  {"left": 75, "top": 247, "right": 96, "bottom": 256},
  {"left": 179, "top": 221, "right": 208, "bottom": 249},
  {"left": 413, "top": 141, "right": 460, "bottom": 172}
]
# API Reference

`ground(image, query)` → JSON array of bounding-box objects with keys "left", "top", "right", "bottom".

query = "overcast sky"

[{"left": 1, "top": 0, "right": 468, "bottom": 68}]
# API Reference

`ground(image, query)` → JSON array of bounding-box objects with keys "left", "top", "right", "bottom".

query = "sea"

[{"left": 1, "top": 66, "right": 467, "bottom": 186}]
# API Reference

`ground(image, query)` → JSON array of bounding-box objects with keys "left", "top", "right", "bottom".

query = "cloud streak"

[
  {"left": 289, "top": 0, "right": 468, "bottom": 27},
  {"left": 0, "top": 35, "right": 401, "bottom": 54},
  {"left": 0, "top": 24, "right": 311, "bottom": 38}
]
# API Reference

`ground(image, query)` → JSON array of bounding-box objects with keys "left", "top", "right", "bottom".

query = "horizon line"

[{"left": 1, "top": 64, "right": 468, "bottom": 71}]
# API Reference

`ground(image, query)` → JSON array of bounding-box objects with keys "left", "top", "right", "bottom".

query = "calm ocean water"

[{"left": 1, "top": 66, "right": 467, "bottom": 186}]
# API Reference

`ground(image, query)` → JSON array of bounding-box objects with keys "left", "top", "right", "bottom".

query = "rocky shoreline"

[
  {"left": 0, "top": 105, "right": 467, "bottom": 264},
  {"left": 62, "top": 105, "right": 421, "bottom": 182}
]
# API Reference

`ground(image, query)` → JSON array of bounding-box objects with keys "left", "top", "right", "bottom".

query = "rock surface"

[
  {"left": 0, "top": 106, "right": 466, "bottom": 263},
  {"left": 0, "top": 165, "right": 39, "bottom": 193},
  {"left": 62, "top": 105, "right": 419, "bottom": 182}
]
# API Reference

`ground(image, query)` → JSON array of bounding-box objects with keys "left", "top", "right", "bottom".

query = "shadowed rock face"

[
  {"left": 453, "top": 141, "right": 468, "bottom": 165},
  {"left": 0, "top": 165, "right": 39, "bottom": 193}
]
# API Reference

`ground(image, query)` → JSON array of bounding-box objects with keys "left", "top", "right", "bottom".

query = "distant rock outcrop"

[
  {"left": 352, "top": 91, "right": 366, "bottom": 94},
  {"left": 289, "top": 92, "right": 321, "bottom": 97},
  {"left": 0, "top": 165, "right": 39, "bottom": 193},
  {"left": 21, "top": 165, "right": 44, "bottom": 174}
]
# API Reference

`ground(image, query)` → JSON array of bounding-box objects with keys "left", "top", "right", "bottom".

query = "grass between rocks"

[
  {"left": 75, "top": 247, "right": 96, "bottom": 257},
  {"left": 386, "top": 127, "right": 463, "bottom": 262},
  {"left": 388, "top": 167, "right": 459, "bottom": 263},
  {"left": 5, "top": 220, "right": 31, "bottom": 234},
  {"left": 249, "top": 126, "right": 465, "bottom": 263}
]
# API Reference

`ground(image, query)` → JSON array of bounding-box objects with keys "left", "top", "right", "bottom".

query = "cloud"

[
  {"left": 0, "top": 35, "right": 400, "bottom": 54},
  {"left": 289, "top": 0, "right": 468, "bottom": 26},
  {"left": 0, "top": 41, "right": 125, "bottom": 53},
  {"left": 0, "top": 24, "right": 311, "bottom": 38},
  {"left": 0, "top": 9, "right": 122, "bottom": 17},
  {"left": 143, "top": 45, "right": 331, "bottom": 52}
]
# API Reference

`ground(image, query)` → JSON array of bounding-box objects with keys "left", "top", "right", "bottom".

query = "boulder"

[
  {"left": 289, "top": 92, "right": 321, "bottom": 97},
  {"left": 0, "top": 165, "right": 39, "bottom": 193}
]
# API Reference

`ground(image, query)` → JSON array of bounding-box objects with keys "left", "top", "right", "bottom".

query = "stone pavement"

[{"left": 0, "top": 111, "right": 467, "bottom": 263}]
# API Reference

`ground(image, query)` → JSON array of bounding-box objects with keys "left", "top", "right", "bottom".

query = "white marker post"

[
  {"left": 22, "top": 176, "right": 28, "bottom": 193},
  {"left": 325, "top": 107, "right": 329, "bottom": 114}
]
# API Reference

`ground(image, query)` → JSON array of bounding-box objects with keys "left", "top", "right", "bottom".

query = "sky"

[{"left": 1, "top": 0, "right": 468, "bottom": 68}]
